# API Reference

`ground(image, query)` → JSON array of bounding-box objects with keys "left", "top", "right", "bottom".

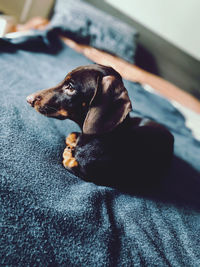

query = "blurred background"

[
  {"left": 1, "top": 0, "right": 199, "bottom": 59},
  {"left": 0, "top": 0, "right": 199, "bottom": 98}
]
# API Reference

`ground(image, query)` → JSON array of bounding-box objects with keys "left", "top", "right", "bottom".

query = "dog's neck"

[
  {"left": 68, "top": 103, "right": 131, "bottom": 135},
  {"left": 68, "top": 108, "right": 88, "bottom": 129}
]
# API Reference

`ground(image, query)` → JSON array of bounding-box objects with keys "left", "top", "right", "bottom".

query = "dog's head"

[{"left": 27, "top": 64, "right": 132, "bottom": 134}]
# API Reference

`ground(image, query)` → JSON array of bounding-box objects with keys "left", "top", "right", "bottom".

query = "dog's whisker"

[{"left": 46, "top": 105, "right": 59, "bottom": 113}]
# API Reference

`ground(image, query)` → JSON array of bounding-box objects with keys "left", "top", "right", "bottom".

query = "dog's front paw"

[
  {"left": 65, "top": 132, "right": 80, "bottom": 149},
  {"left": 62, "top": 146, "right": 78, "bottom": 169}
]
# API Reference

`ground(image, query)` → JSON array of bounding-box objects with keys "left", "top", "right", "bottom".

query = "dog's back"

[{"left": 74, "top": 115, "right": 174, "bottom": 190}]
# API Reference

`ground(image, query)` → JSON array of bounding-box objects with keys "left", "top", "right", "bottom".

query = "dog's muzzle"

[{"left": 26, "top": 94, "right": 42, "bottom": 107}]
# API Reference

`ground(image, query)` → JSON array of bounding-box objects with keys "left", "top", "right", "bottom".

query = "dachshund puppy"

[{"left": 27, "top": 64, "right": 174, "bottom": 191}]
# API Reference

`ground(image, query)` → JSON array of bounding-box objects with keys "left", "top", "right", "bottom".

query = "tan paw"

[
  {"left": 63, "top": 157, "right": 78, "bottom": 168},
  {"left": 65, "top": 132, "right": 79, "bottom": 149},
  {"left": 63, "top": 146, "right": 73, "bottom": 158},
  {"left": 62, "top": 146, "right": 78, "bottom": 169}
]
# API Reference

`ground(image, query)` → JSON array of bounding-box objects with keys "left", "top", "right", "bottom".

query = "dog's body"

[{"left": 27, "top": 64, "right": 174, "bottom": 191}]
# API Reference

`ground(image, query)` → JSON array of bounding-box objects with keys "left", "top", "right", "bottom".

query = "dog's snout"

[
  {"left": 26, "top": 94, "right": 41, "bottom": 107},
  {"left": 26, "top": 95, "right": 34, "bottom": 106}
]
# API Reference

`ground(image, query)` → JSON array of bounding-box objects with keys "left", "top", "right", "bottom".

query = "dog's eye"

[{"left": 63, "top": 83, "right": 76, "bottom": 95}]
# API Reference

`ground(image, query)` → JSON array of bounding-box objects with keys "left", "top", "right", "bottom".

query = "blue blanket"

[{"left": 0, "top": 34, "right": 200, "bottom": 266}]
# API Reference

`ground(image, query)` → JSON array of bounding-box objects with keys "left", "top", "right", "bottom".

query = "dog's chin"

[
  {"left": 41, "top": 112, "right": 68, "bottom": 120},
  {"left": 49, "top": 114, "right": 68, "bottom": 120},
  {"left": 35, "top": 106, "right": 68, "bottom": 120}
]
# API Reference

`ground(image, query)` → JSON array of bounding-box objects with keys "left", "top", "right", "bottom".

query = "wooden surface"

[{"left": 61, "top": 37, "right": 200, "bottom": 114}]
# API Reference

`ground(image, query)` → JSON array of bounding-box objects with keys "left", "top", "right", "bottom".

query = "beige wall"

[
  {"left": 0, "top": 0, "right": 54, "bottom": 23},
  {"left": 0, "top": 0, "right": 26, "bottom": 21},
  {"left": 105, "top": 0, "right": 200, "bottom": 60}
]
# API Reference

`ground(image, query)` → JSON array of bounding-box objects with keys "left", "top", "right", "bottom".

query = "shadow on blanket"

[
  {"left": 139, "top": 156, "right": 200, "bottom": 211},
  {"left": 92, "top": 155, "right": 200, "bottom": 211}
]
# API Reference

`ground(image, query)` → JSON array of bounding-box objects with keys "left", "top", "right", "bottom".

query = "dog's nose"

[
  {"left": 26, "top": 95, "right": 35, "bottom": 106},
  {"left": 26, "top": 95, "right": 41, "bottom": 107}
]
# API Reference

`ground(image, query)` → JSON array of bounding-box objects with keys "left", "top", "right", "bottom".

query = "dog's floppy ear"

[{"left": 83, "top": 75, "right": 132, "bottom": 134}]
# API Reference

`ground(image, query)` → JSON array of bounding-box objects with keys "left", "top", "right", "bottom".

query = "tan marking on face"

[
  {"left": 44, "top": 108, "right": 68, "bottom": 118},
  {"left": 58, "top": 109, "right": 68, "bottom": 116},
  {"left": 33, "top": 90, "right": 54, "bottom": 112},
  {"left": 82, "top": 102, "right": 86, "bottom": 107},
  {"left": 65, "top": 74, "right": 72, "bottom": 82}
]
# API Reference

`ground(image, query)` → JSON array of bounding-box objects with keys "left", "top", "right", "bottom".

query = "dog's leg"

[
  {"left": 63, "top": 132, "right": 80, "bottom": 169},
  {"left": 63, "top": 147, "right": 78, "bottom": 168}
]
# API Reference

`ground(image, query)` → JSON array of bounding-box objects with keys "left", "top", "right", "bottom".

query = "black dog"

[{"left": 27, "top": 64, "right": 174, "bottom": 191}]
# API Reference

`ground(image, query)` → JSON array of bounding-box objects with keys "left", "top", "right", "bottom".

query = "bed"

[{"left": 1, "top": 1, "right": 200, "bottom": 266}]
